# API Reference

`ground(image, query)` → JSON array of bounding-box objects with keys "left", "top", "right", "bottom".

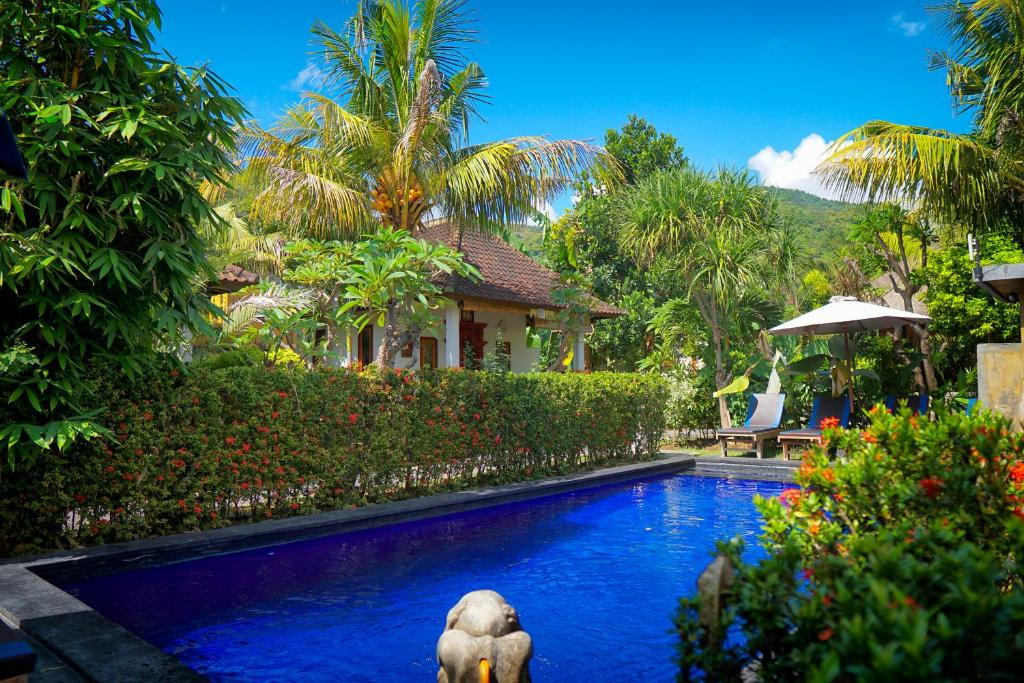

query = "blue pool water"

[{"left": 60, "top": 474, "right": 787, "bottom": 681}]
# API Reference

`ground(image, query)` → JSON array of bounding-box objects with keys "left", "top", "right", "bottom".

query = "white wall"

[
  {"left": 474, "top": 310, "right": 539, "bottom": 373},
  {"left": 344, "top": 304, "right": 541, "bottom": 372}
]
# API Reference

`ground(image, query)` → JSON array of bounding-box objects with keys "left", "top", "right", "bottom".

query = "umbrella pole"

[{"left": 845, "top": 333, "right": 855, "bottom": 417}]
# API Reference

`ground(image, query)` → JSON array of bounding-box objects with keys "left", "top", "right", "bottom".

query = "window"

[
  {"left": 357, "top": 326, "right": 373, "bottom": 367},
  {"left": 420, "top": 337, "right": 438, "bottom": 369}
]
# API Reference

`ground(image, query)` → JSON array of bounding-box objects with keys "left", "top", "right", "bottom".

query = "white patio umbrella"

[{"left": 768, "top": 297, "right": 932, "bottom": 414}]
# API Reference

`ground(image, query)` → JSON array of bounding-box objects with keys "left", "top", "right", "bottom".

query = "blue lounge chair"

[
  {"left": 716, "top": 393, "right": 786, "bottom": 459},
  {"left": 883, "top": 394, "right": 930, "bottom": 416},
  {"left": 778, "top": 395, "right": 851, "bottom": 460}
]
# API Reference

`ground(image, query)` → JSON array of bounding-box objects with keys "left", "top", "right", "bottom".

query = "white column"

[
  {"left": 342, "top": 328, "right": 357, "bottom": 367},
  {"left": 444, "top": 301, "right": 460, "bottom": 368},
  {"left": 572, "top": 328, "right": 586, "bottom": 372}
]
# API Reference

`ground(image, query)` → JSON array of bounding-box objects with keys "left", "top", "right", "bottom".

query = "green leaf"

[
  {"left": 781, "top": 354, "right": 828, "bottom": 376},
  {"left": 713, "top": 375, "right": 749, "bottom": 398},
  {"left": 105, "top": 158, "right": 149, "bottom": 176}
]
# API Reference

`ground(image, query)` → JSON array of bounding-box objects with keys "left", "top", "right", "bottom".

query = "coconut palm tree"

[
  {"left": 231, "top": 0, "right": 614, "bottom": 241},
  {"left": 618, "top": 168, "right": 784, "bottom": 427},
  {"left": 818, "top": 0, "right": 1024, "bottom": 237}
]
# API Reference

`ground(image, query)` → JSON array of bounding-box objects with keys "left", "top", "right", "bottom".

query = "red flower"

[
  {"left": 242, "top": 442, "right": 251, "bottom": 453},
  {"left": 289, "top": 502, "right": 300, "bottom": 510},
  {"left": 779, "top": 488, "right": 803, "bottom": 507},
  {"left": 73, "top": 493, "right": 86, "bottom": 503},
  {"left": 225, "top": 436, "right": 236, "bottom": 445},
  {"left": 192, "top": 397, "right": 201, "bottom": 405},
  {"left": 177, "top": 499, "right": 186, "bottom": 509},
  {"left": 143, "top": 412, "right": 154, "bottom": 421},
  {"left": 194, "top": 505, "right": 202, "bottom": 515},
  {"left": 1010, "top": 462, "right": 1024, "bottom": 483},
  {"left": 919, "top": 477, "right": 944, "bottom": 498},
  {"left": 818, "top": 627, "right": 834, "bottom": 641},
  {"left": 271, "top": 411, "right": 279, "bottom": 419},
  {"left": 348, "top": 413, "right": 358, "bottom": 424},
  {"left": 819, "top": 416, "right": 840, "bottom": 429},
  {"left": 277, "top": 390, "right": 288, "bottom": 398}
]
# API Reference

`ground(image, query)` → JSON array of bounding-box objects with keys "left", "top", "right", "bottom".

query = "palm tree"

[
  {"left": 231, "top": 0, "right": 613, "bottom": 241},
  {"left": 618, "top": 168, "right": 785, "bottom": 427},
  {"left": 818, "top": 0, "right": 1024, "bottom": 237}
]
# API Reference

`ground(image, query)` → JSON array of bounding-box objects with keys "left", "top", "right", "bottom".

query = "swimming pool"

[{"left": 60, "top": 473, "right": 787, "bottom": 680}]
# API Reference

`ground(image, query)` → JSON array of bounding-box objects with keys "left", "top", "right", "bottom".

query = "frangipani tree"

[
  {"left": 618, "top": 168, "right": 787, "bottom": 427},
  {"left": 232, "top": 0, "right": 615, "bottom": 239},
  {"left": 818, "top": 0, "right": 1024, "bottom": 239},
  {"left": 340, "top": 227, "right": 480, "bottom": 367}
]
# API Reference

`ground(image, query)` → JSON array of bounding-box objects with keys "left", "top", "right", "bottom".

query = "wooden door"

[
  {"left": 420, "top": 337, "right": 438, "bottom": 369},
  {"left": 459, "top": 321, "right": 486, "bottom": 367}
]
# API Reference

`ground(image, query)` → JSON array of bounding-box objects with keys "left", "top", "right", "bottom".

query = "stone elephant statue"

[{"left": 436, "top": 590, "right": 532, "bottom": 683}]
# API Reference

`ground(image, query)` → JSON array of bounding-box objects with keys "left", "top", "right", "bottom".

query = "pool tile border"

[{"left": 1, "top": 454, "right": 791, "bottom": 681}]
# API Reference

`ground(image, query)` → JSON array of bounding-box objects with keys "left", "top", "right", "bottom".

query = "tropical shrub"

[
  {"left": 664, "top": 368, "right": 718, "bottom": 441},
  {"left": 0, "top": 366, "right": 666, "bottom": 555},
  {"left": 919, "top": 236, "right": 1023, "bottom": 384},
  {"left": 0, "top": 0, "right": 244, "bottom": 467},
  {"left": 676, "top": 407, "right": 1024, "bottom": 680}
]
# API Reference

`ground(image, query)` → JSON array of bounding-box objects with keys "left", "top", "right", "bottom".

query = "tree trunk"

[
  {"left": 547, "top": 330, "right": 572, "bottom": 372},
  {"left": 709, "top": 299, "right": 731, "bottom": 429}
]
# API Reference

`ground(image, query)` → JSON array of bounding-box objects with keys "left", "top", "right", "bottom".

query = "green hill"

[
  {"left": 501, "top": 188, "right": 864, "bottom": 267},
  {"left": 770, "top": 187, "right": 865, "bottom": 263}
]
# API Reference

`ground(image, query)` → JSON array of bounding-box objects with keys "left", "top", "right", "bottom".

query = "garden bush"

[
  {"left": 675, "top": 406, "right": 1024, "bottom": 681},
  {"left": 0, "top": 366, "right": 666, "bottom": 555}
]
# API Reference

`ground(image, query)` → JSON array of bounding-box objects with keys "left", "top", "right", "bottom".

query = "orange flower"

[
  {"left": 779, "top": 488, "right": 803, "bottom": 507},
  {"left": 820, "top": 416, "right": 841, "bottom": 429}
]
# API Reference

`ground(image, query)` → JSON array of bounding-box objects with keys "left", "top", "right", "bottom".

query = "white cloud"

[
  {"left": 891, "top": 13, "right": 926, "bottom": 37},
  {"left": 748, "top": 133, "right": 859, "bottom": 202},
  {"left": 285, "top": 64, "right": 323, "bottom": 92}
]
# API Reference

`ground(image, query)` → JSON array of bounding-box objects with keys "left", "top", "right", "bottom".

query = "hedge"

[{"left": 0, "top": 366, "right": 667, "bottom": 555}]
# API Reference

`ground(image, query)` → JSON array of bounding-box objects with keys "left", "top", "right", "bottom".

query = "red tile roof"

[
  {"left": 207, "top": 264, "right": 260, "bottom": 296},
  {"left": 416, "top": 222, "right": 623, "bottom": 318}
]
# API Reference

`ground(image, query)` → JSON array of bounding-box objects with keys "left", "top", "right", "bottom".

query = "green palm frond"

[
  {"left": 818, "top": 121, "right": 1011, "bottom": 225},
  {"left": 227, "top": 0, "right": 611, "bottom": 240},
  {"left": 819, "top": 1, "right": 1024, "bottom": 230},
  {"left": 220, "top": 283, "right": 314, "bottom": 337}
]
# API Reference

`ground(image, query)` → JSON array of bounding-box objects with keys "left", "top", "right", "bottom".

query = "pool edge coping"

[{"left": 4, "top": 454, "right": 722, "bottom": 681}]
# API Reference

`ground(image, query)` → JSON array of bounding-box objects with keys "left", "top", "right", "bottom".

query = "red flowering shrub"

[
  {"left": 0, "top": 364, "right": 666, "bottom": 555},
  {"left": 676, "top": 406, "right": 1024, "bottom": 680},
  {"left": 760, "top": 404, "right": 1024, "bottom": 558}
]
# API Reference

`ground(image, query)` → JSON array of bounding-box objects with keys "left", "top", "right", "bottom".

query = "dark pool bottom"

[{"left": 60, "top": 473, "right": 788, "bottom": 681}]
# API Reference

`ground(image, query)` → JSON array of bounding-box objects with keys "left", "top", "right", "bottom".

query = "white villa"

[{"left": 343, "top": 222, "right": 623, "bottom": 372}]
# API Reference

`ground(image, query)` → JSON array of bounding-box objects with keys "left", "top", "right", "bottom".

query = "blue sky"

[{"left": 157, "top": 1, "right": 970, "bottom": 212}]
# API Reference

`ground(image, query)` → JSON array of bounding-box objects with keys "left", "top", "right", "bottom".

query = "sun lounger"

[
  {"left": 883, "top": 394, "right": 929, "bottom": 416},
  {"left": 778, "top": 395, "right": 850, "bottom": 460},
  {"left": 716, "top": 393, "right": 785, "bottom": 459}
]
